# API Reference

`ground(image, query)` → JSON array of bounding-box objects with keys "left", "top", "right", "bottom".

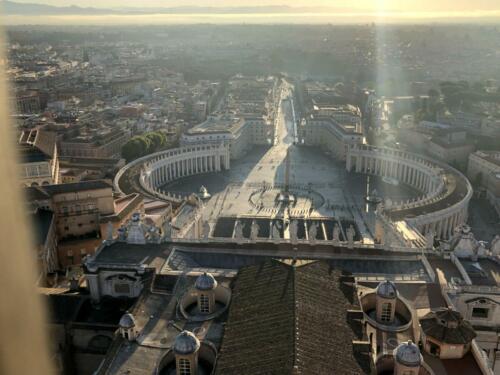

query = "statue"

[
  {"left": 106, "top": 221, "right": 114, "bottom": 241},
  {"left": 308, "top": 222, "right": 318, "bottom": 244},
  {"left": 202, "top": 220, "right": 211, "bottom": 240},
  {"left": 346, "top": 225, "right": 355, "bottom": 248},
  {"left": 332, "top": 223, "right": 340, "bottom": 243},
  {"left": 117, "top": 225, "right": 127, "bottom": 241},
  {"left": 162, "top": 220, "right": 172, "bottom": 242},
  {"left": 425, "top": 229, "right": 435, "bottom": 249},
  {"left": 250, "top": 220, "right": 260, "bottom": 241},
  {"left": 385, "top": 198, "right": 393, "bottom": 209},
  {"left": 234, "top": 220, "right": 244, "bottom": 240},
  {"left": 126, "top": 214, "right": 147, "bottom": 245},
  {"left": 272, "top": 221, "right": 281, "bottom": 242},
  {"left": 199, "top": 185, "right": 211, "bottom": 200},
  {"left": 491, "top": 235, "right": 500, "bottom": 256},
  {"left": 148, "top": 225, "right": 161, "bottom": 243},
  {"left": 289, "top": 220, "right": 298, "bottom": 244}
]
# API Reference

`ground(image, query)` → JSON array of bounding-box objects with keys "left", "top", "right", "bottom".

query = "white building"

[
  {"left": 313, "top": 104, "right": 362, "bottom": 127},
  {"left": 299, "top": 115, "right": 365, "bottom": 161},
  {"left": 467, "top": 151, "right": 500, "bottom": 215},
  {"left": 181, "top": 115, "right": 273, "bottom": 160},
  {"left": 18, "top": 129, "right": 60, "bottom": 186}
]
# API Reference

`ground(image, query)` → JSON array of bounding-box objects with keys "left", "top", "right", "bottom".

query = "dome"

[
  {"left": 119, "top": 312, "right": 136, "bottom": 329},
  {"left": 195, "top": 272, "right": 217, "bottom": 291},
  {"left": 173, "top": 331, "right": 200, "bottom": 355},
  {"left": 394, "top": 340, "right": 422, "bottom": 367},
  {"left": 420, "top": 308, "right": 476, "bottom": 345},
  {"left": 376, "top": 280, "right": 398, "bottom": 299}
]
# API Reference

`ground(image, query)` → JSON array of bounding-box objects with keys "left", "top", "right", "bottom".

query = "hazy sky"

[{"left": 8, "top": 0, "right": 500, "bottom": 11}]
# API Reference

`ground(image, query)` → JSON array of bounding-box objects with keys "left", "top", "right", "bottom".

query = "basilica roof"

[{"left": 214, "top": 259, "right": 371, "bottom": 374}]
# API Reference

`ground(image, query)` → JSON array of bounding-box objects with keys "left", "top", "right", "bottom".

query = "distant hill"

[
  {"left": 2, "top": 1, "right": 350, "bottom": 16},
  {"left": 2, "top": 0, "right": 115, "bottom": 15}
]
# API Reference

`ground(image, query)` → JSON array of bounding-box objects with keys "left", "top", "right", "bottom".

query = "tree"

[
  {"left": 121, "top": 136, "right": 150, "bottom": 162},
  {"left": 121, "top": 132, "right": 172, "bottom": 162},
  {"left": 145, "top": 132, "right": 166, "bottom": 152}
]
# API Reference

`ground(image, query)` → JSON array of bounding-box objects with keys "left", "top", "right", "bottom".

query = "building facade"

[
  {"left": 467, "top": 151, "right": 500, "bottom": 215},
  {"left": 299, "top": 115, "right": 365, "bottom": 161},
  {"left": 19, "top": 129, "right": 60, "bottom": 186}
]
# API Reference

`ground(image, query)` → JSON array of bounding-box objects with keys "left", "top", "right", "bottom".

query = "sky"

[
  {"left": 7, "top": 0, "right": 500, "bottom": 11},
  {"left": 4, "top": 0, "right": 500, "bottom": 25}
]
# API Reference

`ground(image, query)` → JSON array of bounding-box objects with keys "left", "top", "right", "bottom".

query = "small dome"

[
  {"left": 173, "top": 330, "right": 200, "bottom": 355},
  {"left": 420, "top": 307, "right": 476, "bottom": 345},
  {"left": 394, "top": 340, "right": 422, "bottom": 367},
  {"left": 119, "top": 313, "right": 136, "bottom": 329},
  {"left": 195, "top": 272, "right": 217, "bottom": 291},
  {"left": 376, "top": 280, "right": 398, "bottom": 299}
]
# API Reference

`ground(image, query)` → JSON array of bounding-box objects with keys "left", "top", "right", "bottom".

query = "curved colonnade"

[
  {"left": 114, "top": 144, "right": 230, "bottom": 201},
  {"left": 347, "top": 145, "right": 473, "bottom": 239}
]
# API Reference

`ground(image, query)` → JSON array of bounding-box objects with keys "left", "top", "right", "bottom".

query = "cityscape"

[{"left": 1, "top": 1, "right": 500, "bottom": 375}]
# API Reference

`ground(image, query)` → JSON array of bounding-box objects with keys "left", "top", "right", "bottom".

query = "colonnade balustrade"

[
  {"left": 114, "top": 144, "right": 230, "bottom": 202},
  {"left": 347, "top": 145, "right": 473, "bottom": 239}
]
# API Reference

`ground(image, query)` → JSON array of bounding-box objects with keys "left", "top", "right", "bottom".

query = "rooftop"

[
  {"left": 461, "top": 259, "right": 500, "bottom": 287},
  {"left": 90, "top": 241, "right": 171, "bottom": 269},
  {"left": 38, "top": 179, "right": 113, "bottom": 196},
  {"left": 18, "top": 129, "right": 56, "bottom": 163},
  {"left": 214, "top": 259, "right": 371, "bottom": 374},
  {"left": 186, "top": 115, "right": 244, "bottom": 135},
  {"left": 472, "top": 150, "right": 500, "bottom": 169}
]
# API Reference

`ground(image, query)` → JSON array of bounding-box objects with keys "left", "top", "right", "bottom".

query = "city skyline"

[{"left": 6, "top": 0, "right": 500, "bottom": 11}]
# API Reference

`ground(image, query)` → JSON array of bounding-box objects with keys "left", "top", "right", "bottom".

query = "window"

[
  {"left": 380, "top": 302, "right": 392, "bottom": 322},
  {"left": 199, "top": 294, "right": 210, "bottom": 313},
  {"left": 178, "top": 358, "right": 191, "bottom": 375},
  {"left": 114, "top": 283, "right": 131, "bottom": 294},
  {"left": 472, "top": 307, "right": 489, "bottom": 319}
]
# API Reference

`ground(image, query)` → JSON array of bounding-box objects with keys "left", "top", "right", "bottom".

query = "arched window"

[
  {"left": 381, "top": 302, "right": 392, "bottom": 322},
  {"left": 199, "top": 294, "right": 209, "bottom": 313},
  {"left": 178, "top": 358, "right": 191, "bottom": 375}
]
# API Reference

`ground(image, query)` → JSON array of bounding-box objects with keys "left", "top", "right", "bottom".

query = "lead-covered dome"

[
  {"left": 376, "top": 280, "right": 398, "bottom": 299},
  {"left": 394, "top": 340, "right": 422, "bottom": 367},
  {"left": 420, "top": 307, "right": 476, "bottom": 344},
  {"left": 195, "top": 272, "right": 217, "bottom": 291},
  {"left": 119, "top": 312, "right": 136, "bottom": 329},
  {"left": 173, "top": 331, "right": 200, "bottom": 355}
]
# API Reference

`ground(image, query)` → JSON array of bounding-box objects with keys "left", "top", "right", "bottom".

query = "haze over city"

[{"left": 3, "top": 0, "right": 500, "bottom": 24}]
